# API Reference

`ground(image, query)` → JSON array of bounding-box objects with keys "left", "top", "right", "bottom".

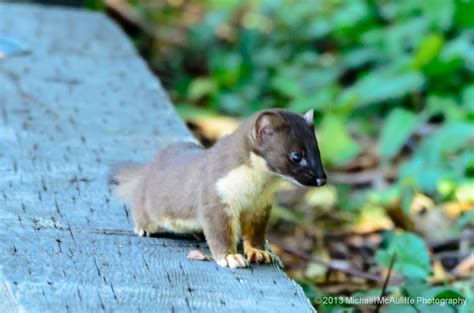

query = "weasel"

[{"left": 109, "top": 109, "right": 326, "bottom": 269}]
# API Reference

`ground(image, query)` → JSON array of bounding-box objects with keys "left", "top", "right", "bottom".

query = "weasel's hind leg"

[
  {"left": 131, "top": 200, "right": 153, "bottom": 237},
  {"left": 133, "top": 223, "right": 161, "bottom": 237},
  {"left": 132, "top": 208, "right": 162, "bottom": 237}
]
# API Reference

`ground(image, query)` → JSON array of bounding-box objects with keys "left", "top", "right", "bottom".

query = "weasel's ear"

[
  {"left": 303, "top": 109, "right": 314, "bottom": 127},
  {"left": 253, "top": 111, "right": 284, "bottom": 142}
]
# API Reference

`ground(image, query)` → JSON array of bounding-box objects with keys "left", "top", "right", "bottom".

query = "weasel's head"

[{"left": 251, "top": 109, "right": 327, "bottom": 187}]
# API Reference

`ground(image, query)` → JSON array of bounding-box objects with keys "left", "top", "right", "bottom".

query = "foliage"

[
  {"left": 378, "top": 108, "right": 418, "bottom": 162},
  {"left": 131, "top": 0, "right": 474, "bottom": 207},
  {"left": 375, "top": 232, "right": 431, "bottom": 279},
  {"left": 384, "top": 280, "right": 467, "bottom": 313}
]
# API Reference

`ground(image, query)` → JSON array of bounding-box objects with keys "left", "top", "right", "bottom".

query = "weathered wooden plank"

[{"left": 0, "top": 3, "right": 315, "bottom": 312}]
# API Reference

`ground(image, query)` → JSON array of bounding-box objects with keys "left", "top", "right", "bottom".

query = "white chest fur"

[{"left": 215, "top": 153, "right": 280, "bottom": 218}]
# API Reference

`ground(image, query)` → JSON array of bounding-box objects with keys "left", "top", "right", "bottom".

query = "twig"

[
  {"left": 328, "top": 168, "right": 396, "bottom": 185},
  {"left": 374, "top": 252, "right": 396, "bottom": 313},
  {"left": 270, "top": 238, "right": 400, "bottom": 284},
  {"left": 323, "top": 229, "right": 383, "bottom": 239},
  {"left": 430, "top": 231, "right": 474, "bottom": 252}
]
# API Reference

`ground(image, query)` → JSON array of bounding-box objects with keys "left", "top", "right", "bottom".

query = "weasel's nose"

[{"left": 315, "top": 177, "right": 326, "bottom": 186}]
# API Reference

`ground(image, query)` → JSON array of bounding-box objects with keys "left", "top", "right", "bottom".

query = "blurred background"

[{"left": 30, "top": 0, "right": 474, "bottom": 311}]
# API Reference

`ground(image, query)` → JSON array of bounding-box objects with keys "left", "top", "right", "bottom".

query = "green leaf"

[
  {"left": 403, "top": 277, "right": 432, "bottom": 298},
  {"left": 341, "top": 71, "right": 425, "bottom": 107},
  {"left": 413, "top": 33, "right": 444, "bottom": 69},
  {"left": 452, "top": 280, "right": 474, "bottom": 313},
  {"left": 428, "top": 122, "right": 474, "bottom": 155},
  {"left": 210, "top": 52, "right": 242, "bottom": 87},
  {"left": 417, "top": 305, "right": 456, "bottom": 313},
  {"left": 217, "top": 93, "right": 246, "bottom": 115},
  {"left": 367, "top": 185, "right": 401, "bottom": 207},
  {"left": 379, "top": 108, "right": 418, "bottom": 161},
  {"left": 462, "top": 84, "right": 474, "bottom": 114},
  {"left": 409, "top": 286, "right": 467, "bottom": 312},
  {"left": 455, "top": 0, "right": 474, "bottom": 28},
  {"left": 375, "top": 232, "right": 431, "bottom": 279},
  {"left": 384, "top": 304, "right": 418, "bottom": 313},
  {"left": 421, "top": 0, "right": 454, "bottom": 31},
  {"left": 288, "top": 87, "right": 337, "bottom": 113},
  {"left": 426, "top": 95, "right": 464, "bottom": 121},
  {"left": 423, "top": 286, "right": 466, "bottom": 302},
  {"left": 271, "top": 75, "right": 302, "bottom": 98},
  {"left": 342, "top": 47, "right": 380, "bottom": 68},
  {"left": 317, "top": 114, "right": 360, "bottom": 166},
  {"left": 332, "top": 1, "right": 368, "bottom": 29},
  {"left": 187, "top": 78, "right": 216, "bottom": 101},
  {"left": 441, "top": 32, "right": 474, "bottom": 67},
  {"left": 399, "top": 122, "right": 474, "bottom": 193},
  {"left": 270, "top": 205, "right": 304, "bottom": 224},
  {"left": 373, "top": 17, "right": 429, "bottom": 58}
]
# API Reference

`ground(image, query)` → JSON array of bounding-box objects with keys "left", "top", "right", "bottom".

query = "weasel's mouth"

[
  {"left": 295, "top": 173, "right": 327, "bottom": 187},
  {"left": 273, "top": 170, "right": 327, "bottom": 187}
]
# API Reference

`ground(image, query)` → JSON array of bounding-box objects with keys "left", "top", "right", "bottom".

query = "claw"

[{"left": 245, "top": 246, "right": 275, "bottom": 264}]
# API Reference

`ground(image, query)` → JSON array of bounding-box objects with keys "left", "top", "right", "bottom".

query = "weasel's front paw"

[
  {"left": 245, "top": 246, "right": 274, "bottom": 264},
  {"left": 216, "top": 254, "right": 249, "bottom": 269}
]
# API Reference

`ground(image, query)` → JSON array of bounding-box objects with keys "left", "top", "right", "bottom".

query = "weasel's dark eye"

[{"left": 290, "top": 152, "right": 302, "bottom": 163}]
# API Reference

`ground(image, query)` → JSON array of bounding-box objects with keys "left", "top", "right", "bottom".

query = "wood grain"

[{"left": 0, "top": 3, "right": 315, "bottom": 312}]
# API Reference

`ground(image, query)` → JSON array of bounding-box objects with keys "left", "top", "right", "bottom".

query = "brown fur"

[{"left": 109, "top": 109, "right": 326, "bottom": 268}]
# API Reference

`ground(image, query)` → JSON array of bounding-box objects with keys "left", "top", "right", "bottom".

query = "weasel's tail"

[{"left": 108, "top": 162, "right": 146, "bottom": 204}]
